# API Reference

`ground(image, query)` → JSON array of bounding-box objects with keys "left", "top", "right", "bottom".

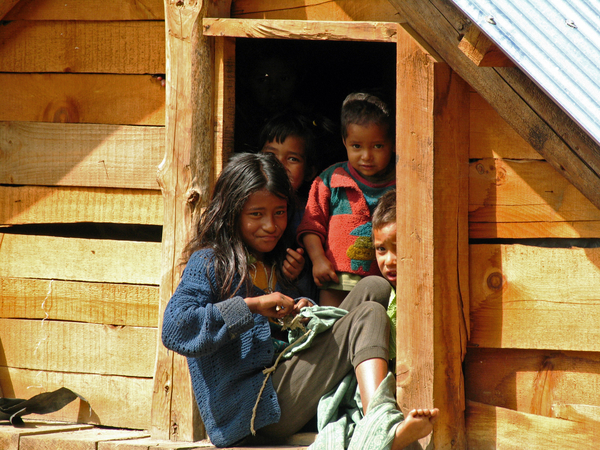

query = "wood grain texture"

[
  {"left": 0, "top": 74, "right": 165, "bottom": 125},
  {"left": 396, "top": 28, "right": 469, "bottom": 449},
  {"left": 470, "top": 244, "right": 600, "bottom": 351},
  {"left": 466, "top": 400, "right": 600, "bottom": 449},
  {"left": 0, "top": 0, "right": 19, "bottom": 20},
  {"left": 469, "top": 158, "right": 600, "bottom": 239},
  {"left": 0, "top": 318, "right": 156, "bottom": 377},
  {"left": 0, "top": 122, "right": 164, "bottom": 189},
  {"left": 0, "top": 277, "right": 159, "bottom": 327},
  {"left": 0, "top": 21, "right": 164, "bottom": 73},
  {"left": 20, "top": 429, "right": 150, "bottom": 450},
  {"left": 202, "top": 18, "right": 399, "bottom": 42},
  {"left": 5, "top": 0, "right": 164, "bottom": 20},
  {"left": 0, "top": 186, "right": 163, "bottom": 225},
  {"left": 0, "top": 367, "right": 154, "bottom": 429},
  {"left": 0, "top": 422, "right": 93, "bottom": 450},
  {"left": 0, "top": 234, "right": 161, "bottom": 285},
  {"left": 465, "top": 348, "right": 600, "bottom": 416},
  {"left": 470, "top": 91, "right": 541, "bottom": 160},
  {"left": 232, "top": 0, "right": 403, "bottom": 22},
  {"left": 152, "top": 0, "right": 232, "bottom": 441}
]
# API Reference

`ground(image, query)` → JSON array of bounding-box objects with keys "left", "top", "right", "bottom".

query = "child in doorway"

[
  {"left": 297, "top": 92, "right": 396, "bottom": 307},
  {"left": 259, "top": 110, "right": 334, "bottom": 299},
  {"left": 161, "top": 153, "right": 437, "bottom": 448},
  {"left": 372, "top": 189, "right": 398, "bottom": 363}
]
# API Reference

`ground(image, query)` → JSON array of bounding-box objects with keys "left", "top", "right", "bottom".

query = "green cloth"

[
  {"left": 387, "top": 287, "right": 396, "bottom": 361},
  {"left": 283, "top": 306, "right": 405, "bottom": 450},
  {"left": 284, "top": 306, "right": 348, "bottom": 358},
  {"left": 309, "top": 372, "right": 404, "bottom": 450}
]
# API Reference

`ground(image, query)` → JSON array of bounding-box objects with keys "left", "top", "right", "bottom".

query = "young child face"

[
  {"left": 373, "top": 222, "right": 397, "bottom": 287},
  {"left": 343, "top": 123, "right": 394, "bottom": 178},
  {"left": 239, "top": 188, "right": 288, "bottom": 261},
  {"left": 262, "top": 135, "right": 307, "bottom": 192}
]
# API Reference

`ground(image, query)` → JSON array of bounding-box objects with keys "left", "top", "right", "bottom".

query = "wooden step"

[{"left": 0, "top": 421, "right": 314, "bottom": 450}]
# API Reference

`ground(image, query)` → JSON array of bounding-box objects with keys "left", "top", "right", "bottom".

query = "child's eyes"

[
  {"left": 351, "top": 144, "right": 361, "bottom": 149},
  {"left": 275, "top": 209, "right": 287, "bottom": 216},
  {"left": 376, "top": 246, "right": 386, "bottom": 253},
  {"left": 374, "top": 144, "right": 384, "bottom": 149}
]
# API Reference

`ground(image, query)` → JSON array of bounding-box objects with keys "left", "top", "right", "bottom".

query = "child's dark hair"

[
  {"left": 182, "top": 152, "right": 296, "bottom": 298},
  {"left": 372, "top": 189, "right": 396, "bottom": 232},
  {"left": 258, "top": 110, "right": 319, "bottom": 174},
  {"left": 259, "top": 109, "right": 336, "bottom": 191},
  {"left": 340, "top": 92, "right": 394, "bottom": 141}
]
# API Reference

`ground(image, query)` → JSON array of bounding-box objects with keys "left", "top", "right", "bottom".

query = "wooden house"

[{"left": 1, "top": 0, "right": 599, "bottom": 449}]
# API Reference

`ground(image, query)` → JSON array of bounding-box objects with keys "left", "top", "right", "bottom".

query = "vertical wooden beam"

[
  {"left": 153, "top": 0, "right": 232, "bottom": 441},
  {"left": 395, "top": 27, "right": 469, "bottom": 449}
]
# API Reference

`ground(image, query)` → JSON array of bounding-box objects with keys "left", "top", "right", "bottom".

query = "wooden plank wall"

[
  {"left": 466, "top": 90, "right": 600, "bottom": 448},
  {"left": 0, "top": 0, "right": 165, "bottom": 430}
]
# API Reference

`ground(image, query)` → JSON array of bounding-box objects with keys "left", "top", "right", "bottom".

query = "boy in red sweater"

[{"left": 297, "top": 92, "right": 395, "bottom": 306}]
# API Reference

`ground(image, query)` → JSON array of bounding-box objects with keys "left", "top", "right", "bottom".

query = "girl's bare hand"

[
  {"left": 282, "top": 248, "right": 305, "bottom": 281},
  {"left": 245, "top": 292, "right": 295, "bottom": 318},
  {"left": 293, "top": 298, "right": 313, "bottom": 315}
]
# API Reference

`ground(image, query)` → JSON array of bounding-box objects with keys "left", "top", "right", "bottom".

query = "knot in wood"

[
  {"left": 186, "top": 189, "right": 200, "bottom": 205},
  {"left": 487, "top": 272, "right": 503, "bottom": 291}
]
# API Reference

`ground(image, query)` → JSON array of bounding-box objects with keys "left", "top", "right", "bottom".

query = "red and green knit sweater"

[{"left": 297, "top": 161, "right": 395, "bottom": 277}]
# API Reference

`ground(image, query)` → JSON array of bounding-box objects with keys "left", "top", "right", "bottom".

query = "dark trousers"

[{"left": 260, "top": 276, "right": 391, "bottom": 438}]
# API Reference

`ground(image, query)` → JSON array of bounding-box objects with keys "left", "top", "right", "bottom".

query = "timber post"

[
  {"left": 395, "top": 27, "right": 470, "bottom": 449},
  {"left": 153, "top": 0, "right": 232, "bottom": 441}
]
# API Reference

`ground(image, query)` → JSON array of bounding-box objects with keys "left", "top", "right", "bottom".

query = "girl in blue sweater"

[{"left": 161, "top": 153, "right": 437, "bottom": 448}]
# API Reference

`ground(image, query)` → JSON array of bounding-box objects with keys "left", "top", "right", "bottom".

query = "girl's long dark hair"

[{"left": 182, "top": 152, "right": 296, "bottom": 299}]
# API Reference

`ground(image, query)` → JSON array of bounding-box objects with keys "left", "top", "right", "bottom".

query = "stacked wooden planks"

[
  {"left": 0, "top": 0, "right": 165, "bottom": 431},
  {"left": 466, "top": 90, "right": 600, "bottom": 448}
]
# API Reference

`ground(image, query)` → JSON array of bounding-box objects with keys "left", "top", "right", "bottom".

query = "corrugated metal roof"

[{"left": 450, "top": 0, "right": 600, "bottom": 146}]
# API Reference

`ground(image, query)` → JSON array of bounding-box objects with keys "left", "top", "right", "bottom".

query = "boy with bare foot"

[
  {"left": 392, "top": 408, "right": 439, "bottom": 450},
  {"left": 371, "top": 190, "right": 440, "bottom": 449}
]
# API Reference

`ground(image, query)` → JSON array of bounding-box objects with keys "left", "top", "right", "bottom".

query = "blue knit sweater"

[{"left": 161, "top": 249, "right": 303, "bottom": 447}]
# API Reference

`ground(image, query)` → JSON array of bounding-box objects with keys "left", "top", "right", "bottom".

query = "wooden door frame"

[{"left": 154, "top": 6, "right": 469, "bottom": 448}]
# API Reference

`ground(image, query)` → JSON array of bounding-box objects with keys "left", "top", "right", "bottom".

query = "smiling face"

[
  {"left": 373, "top": 222, "right": 397, "bottom": 287},
  {"left": 262, "top": 135, "right": 307, "bottom": 192},
  {"left": 239, "top": 188, "right": 288, "bottom": 261},
  {"left": 344, "top": 123, "right": 394, "bottom": 178}
]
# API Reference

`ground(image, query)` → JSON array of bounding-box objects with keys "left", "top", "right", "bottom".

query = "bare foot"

[{"left": 391, "top": 408, "right": 439, "bottom": 450}]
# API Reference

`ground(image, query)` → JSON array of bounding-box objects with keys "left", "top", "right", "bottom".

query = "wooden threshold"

[
  {"left": 0, "top": 421, "right": 314, "bottom": 450},
  {"left": 202, "top": 18, "right": 399, "bottom": 42}
]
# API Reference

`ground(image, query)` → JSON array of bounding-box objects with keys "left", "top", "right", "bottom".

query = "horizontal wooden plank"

[
  {"left": 465, "top": 348, "right": 600, "bottom": 416},
  {"left": 0, "top": 234, "right": 161, "bottom": 285},
  {"left": 21, "top": 428, "right": 151, "bottom": 450},
  {"left": 470, "top": 92, "right": 541, "bottom": 160},
  {"left": 202, "top": 18, "right": 399, "bottom": 42},
  {"left": 470, "top": 244, "right": 600, "bottom": 351},
  {"left": 5, "top": 0, "right": 164, "bottom": 20},
  {"left": 553, "top": 404, "right": 600, "bottom": 424},
  {"left": 469, "top": 158, "right": 600, "bottom": 239},
  {"left": 0, "top": 186, "right": 163, "bottom": 225},
  {"left": 232, "top": 0, "right": 402, "bottom": 22},
  {"left": 98, "top": 439, "right": 214, "bottom": 450},
  {"left": 466, "top": 400, "right": 600, "bottom": 449},
  {"left": 0, "top": 21, "right": 165, "bottom": 73},
  {"left": 0, "top": 74, "right": 165, "bottom": 125},
  {"left": 0, "top": 319, "right": 156, "bottom": 377},
  {"left": 0, "top": 421, "right": 93, "bottom": 450},
  {"left": 1, "top": 367, "right": 153, "bottom": 429},
  {"left": 0, "top": 277, "right": 159, "bottom": 327},
  {"left": 0, "top": 122, "right": 164, "bottom": 189}
]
